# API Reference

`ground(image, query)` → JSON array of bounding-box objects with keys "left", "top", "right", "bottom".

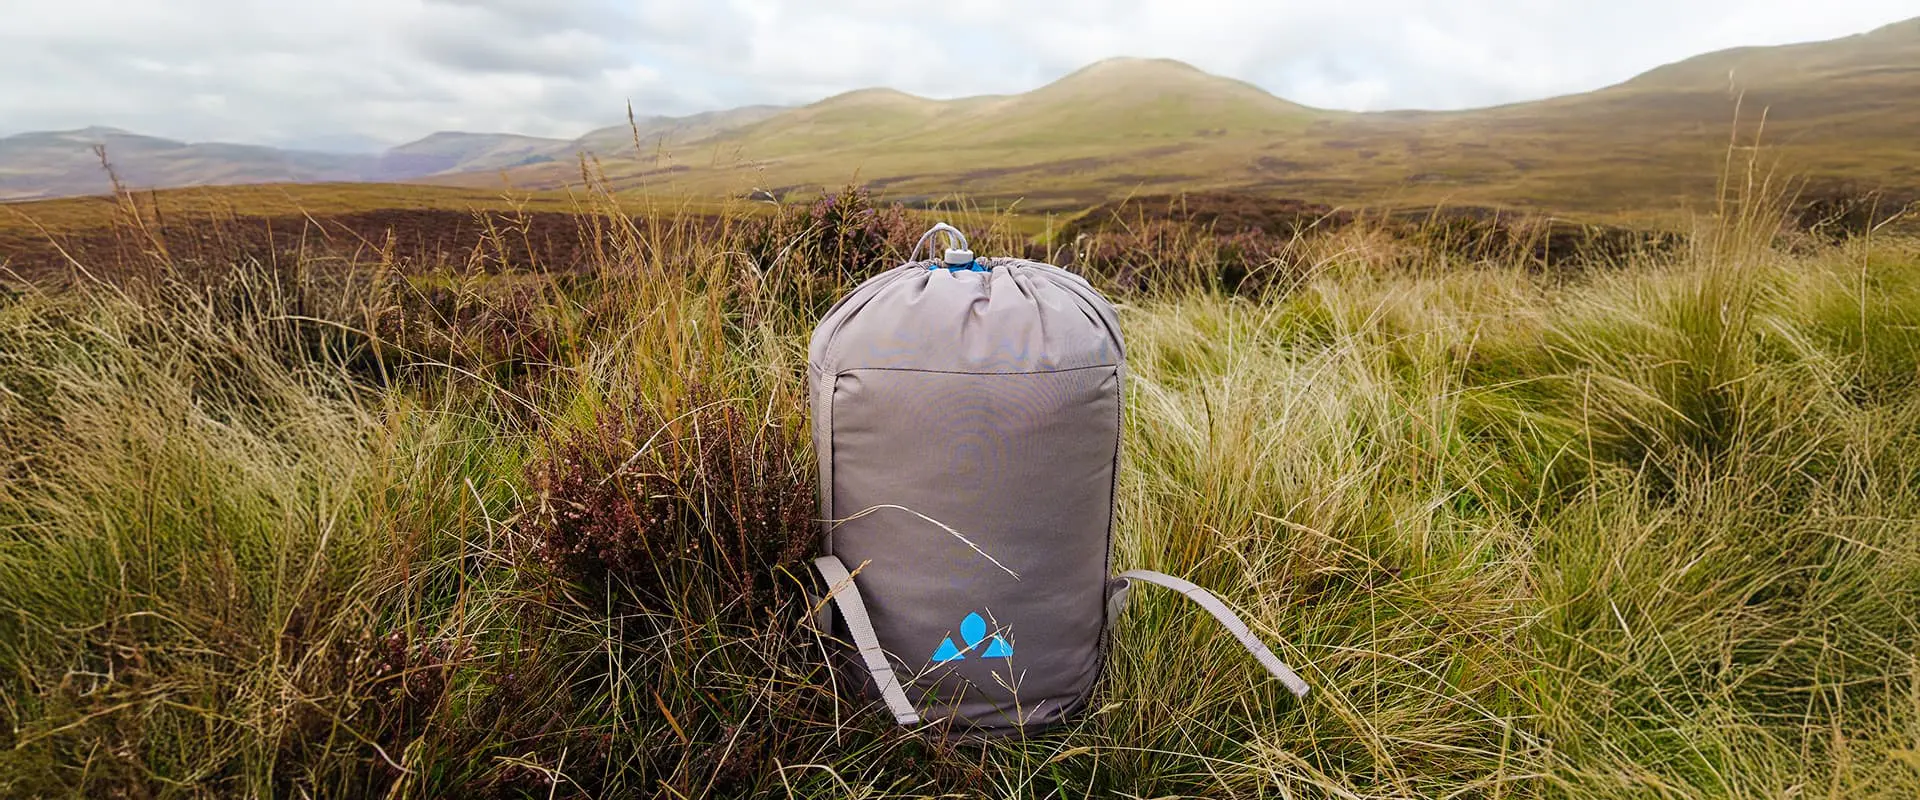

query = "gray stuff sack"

[{"left": 807, "top": 223, "right": 1309, "bottom": 737}]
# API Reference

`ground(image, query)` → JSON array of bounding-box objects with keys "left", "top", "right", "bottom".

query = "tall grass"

[{"left": 1, "top": 182, "right": 1917, "bottom": 798}]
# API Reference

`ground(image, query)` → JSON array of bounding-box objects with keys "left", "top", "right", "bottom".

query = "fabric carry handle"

[
  {"left": 909, "top": 222, "right": 973, "bottom": 266},
  {"left": 811, "top": 555, "right": 923, "bottom": 725},
  {"left": 1116, "top": 569, "right": 1312, "bottom": 698}
]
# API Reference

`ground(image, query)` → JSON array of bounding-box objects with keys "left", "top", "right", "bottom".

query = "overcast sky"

[{"left": 2, "top": 0, "right": 1914, "bottom": 151}]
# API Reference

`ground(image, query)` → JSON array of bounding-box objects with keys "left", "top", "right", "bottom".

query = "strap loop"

[
  {"left": 812, "top": 555, "right": 923, "bottom": 724},
  {"left": 909, "top": 222, "right": 970, "bottom": 264},
  {"left": 1116, "top": 570, "right": 1311, "bottom": 698}
]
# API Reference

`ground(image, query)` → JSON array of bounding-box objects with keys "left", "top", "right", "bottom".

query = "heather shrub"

[
  {"left": 268, "top": 624, "right": 469, "bottom": 794},
  {"left": 1057, "top": 195, "right": 1685, "bottom": 297},
  {"left": 1791, "top": 180, "right": 1918, "bottom": 240},
  {"left": 734, "top": 185, "right": 917, "bottom": 319},
  {"left": 370, "top": 274, "right": 577, "bottom": 394},
  {"left": 521, "top": 388, "right": 816, "bottom": 622},
  {"left": 1064, "top": 219, "right": 1310, "bottom": 295}
]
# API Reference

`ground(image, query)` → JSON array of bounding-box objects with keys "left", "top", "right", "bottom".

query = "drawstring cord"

[{"left": 910, "top": 223, "right": 974, "bottom": 266}]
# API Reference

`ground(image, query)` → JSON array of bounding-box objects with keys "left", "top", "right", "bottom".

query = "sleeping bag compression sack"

[{"left": 807, "top": 223, "right": 1310, "bottom": 736}]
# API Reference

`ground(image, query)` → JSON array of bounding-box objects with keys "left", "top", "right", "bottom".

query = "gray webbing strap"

[
  {"left": 812, "top": 555, "right": 922, "bottom": 725},
  {"left": 1117, "top": 570, "right": 1312, "bottom": 698}
]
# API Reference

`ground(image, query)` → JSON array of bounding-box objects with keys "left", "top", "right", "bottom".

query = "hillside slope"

[
  {"left": 4, "top": 17, "right": 1916, "bottom": 215},
  {"left": 568, "top": 106, "right": 788, "bottom": 160},
  {"left": 474, "top": 19, "right": 1920, "bottom": 215},
  {"left": 479, "top": 58, "right": 1330, "bottom": 206},
  {"left": 376, "top": 132, "right": 573, "bottom": 177}
]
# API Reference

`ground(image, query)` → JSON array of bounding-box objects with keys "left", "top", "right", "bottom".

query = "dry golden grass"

[{"left": 1, "top": 173, "right": 1918, "bottom": 797}]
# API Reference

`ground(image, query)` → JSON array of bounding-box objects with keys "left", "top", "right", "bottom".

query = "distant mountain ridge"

[
  {"left": 379, "top": 132, "right": 573, "bottom": 177},
  {"left": 3, "top": 16, "right": 1918, "bottom": 215},
  {"left": 374, "top": 106, "right": 790, "bottom": 180},
  {"left": 0, "top": 106, "right": 789, "bottom": 201},
  {"left": 0, "top": 127, "right": 384, "bottom": 201}
]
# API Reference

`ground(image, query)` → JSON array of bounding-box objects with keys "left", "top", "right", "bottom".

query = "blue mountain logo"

[{"left": 932, "top": 611, "right": 1012, "bottom": 663}]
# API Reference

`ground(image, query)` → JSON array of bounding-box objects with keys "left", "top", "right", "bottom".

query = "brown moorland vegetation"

[{"left": 3, "top": 164, "right": 1920, "bottom": 796}]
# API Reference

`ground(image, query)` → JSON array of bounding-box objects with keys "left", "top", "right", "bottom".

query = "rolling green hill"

[
  {"left": 4, "top": 17, "right": 1916, "bottom": 218},
  {"left": 480, "top": 58, "right": 1334, "bottom": 204},
  {"left": 470, "top": 19, "right": 1920, "bottom": 217}
]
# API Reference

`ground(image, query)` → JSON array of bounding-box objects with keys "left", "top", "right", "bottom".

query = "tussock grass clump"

[{"left": 1, "top": 183, "right": 1918, "bottom": 797}]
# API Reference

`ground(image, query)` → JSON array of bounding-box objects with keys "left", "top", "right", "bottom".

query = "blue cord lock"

[{"left": 930, "top": 259, "right": 986, "bottom": 272}]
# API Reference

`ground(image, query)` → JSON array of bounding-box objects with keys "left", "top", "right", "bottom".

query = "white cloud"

[{"left": 0, "top": 0, "right": 1913, "bottom": 149}]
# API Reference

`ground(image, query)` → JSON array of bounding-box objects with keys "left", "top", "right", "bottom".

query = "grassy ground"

[
  {"left": 1, "top": 184, "right": 1918, "bottom": 798},
  {"left": 0, "top": 182, "right": 763, "bottom": 250}
]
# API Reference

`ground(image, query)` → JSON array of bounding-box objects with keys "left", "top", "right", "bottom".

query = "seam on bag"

[{"left": 836, "top": 363, "right": 1119, "bottom": 377}]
